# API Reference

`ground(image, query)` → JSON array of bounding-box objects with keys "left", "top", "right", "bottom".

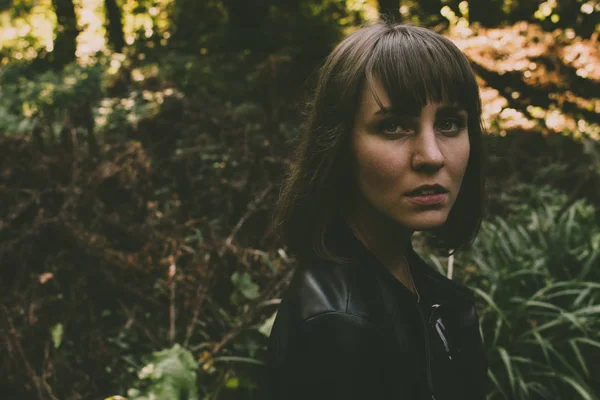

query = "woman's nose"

[{"left": 411, "top": 129, "right": 445, "bottom": 172}]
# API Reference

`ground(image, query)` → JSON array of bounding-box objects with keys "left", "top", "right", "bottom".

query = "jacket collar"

[
  {"left": 408, "top": 248, "right": 475, "bottom": 310},
  {"left": 325, "top": 217, "right": 475, "bottom": 310}
]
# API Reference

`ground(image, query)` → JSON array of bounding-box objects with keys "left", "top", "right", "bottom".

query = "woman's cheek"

[
  {"left": 355, "top": 141, "right": 406, "bottom": 197},
  {"left": 446, "top": 137, "right": 470, "bottom": 181}
]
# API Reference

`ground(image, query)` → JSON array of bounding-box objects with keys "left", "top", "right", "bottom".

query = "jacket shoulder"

[
  {"left": 282, "top": 259, "right": 372, "bottom": 323},
  {"left": 267, "top": 259, "right": 375, "bottom": 374}
]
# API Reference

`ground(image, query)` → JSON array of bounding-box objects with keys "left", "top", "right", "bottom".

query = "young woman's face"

[{"left": 351, "top": 79, "right": 470, "bottom": 232}]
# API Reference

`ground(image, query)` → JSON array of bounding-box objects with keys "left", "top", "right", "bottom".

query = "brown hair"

[{"left": 271, "top": 21, "right": 486, "bottom": 263}]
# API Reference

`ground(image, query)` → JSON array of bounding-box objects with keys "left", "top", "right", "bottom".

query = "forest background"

[{"left": 0, "top": 0, "right": 599, "bottom": 399}]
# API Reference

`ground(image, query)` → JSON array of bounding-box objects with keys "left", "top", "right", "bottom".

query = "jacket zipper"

[
  {"left": 435, "top": 322, "right": 452, "bottom": 360},
  {"left": 416, "top": 296, "right": 437, "bottom": 400}
]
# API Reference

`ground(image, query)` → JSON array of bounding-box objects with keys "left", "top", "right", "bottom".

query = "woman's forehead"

[
  {"left": 360, "top": 79, "right": 466, "bottom": 117},
  {"left": 364, "top": 37, "right": 477, "bottom": 116}
]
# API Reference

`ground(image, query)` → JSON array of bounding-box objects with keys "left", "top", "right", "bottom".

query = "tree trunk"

[
  {"left": 378, "top": 0, "right": 400, "bottom": 21},
  {"left": 221, "top": 0, "right": 271, "bottom": 50},
  {"left": 51, "top": 0, "right": 79, "bottom": 69},
  {"left": 417, "top": 0, "right": 445, "bottom": 28},
  {"left": 170, "top": 0, "right": 203, "bottom": 50},
  {"left": 420, "top": 0, "right": 442, "bottom": 17},
  {"left": 468, "top": 0, "right": 504, "bottom": 27},
  {"left": 508, "top": 0, "right": 539, "bottom": 23},
  {"left": 104, "top": 0, "right": 125, "bottom": 53}
]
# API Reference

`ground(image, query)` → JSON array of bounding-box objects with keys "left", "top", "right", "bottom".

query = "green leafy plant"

[
  {"left": 0, "top": 60, "right": 103, "bottom": 137},
  {"left": 124, "top": 344, "right": 199, "bottom": 400},
  {"left": 458, "top": 197, "right": 600, "bottom": 399},
  {"left": 231, "top": 271, "right": 261, "bottom": 301}
]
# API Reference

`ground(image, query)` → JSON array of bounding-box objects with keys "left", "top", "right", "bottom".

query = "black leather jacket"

[{"left": 267, "top": 222, "right": 488, "bottom": 399}]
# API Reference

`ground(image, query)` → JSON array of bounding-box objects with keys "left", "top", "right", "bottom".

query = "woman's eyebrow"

[
  {"left": 373, "top": 105, "right": 467, "bottom": 118},
  {"left": 372, "top": 107, "right": 417, "bottom": 118}
]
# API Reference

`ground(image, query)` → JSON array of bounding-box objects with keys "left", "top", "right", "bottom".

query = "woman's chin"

[{"left": 393, "top": 210, "right": 450, "bottom": 231}]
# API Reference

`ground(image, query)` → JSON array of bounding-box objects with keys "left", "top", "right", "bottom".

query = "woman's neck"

[{"left": 345, "top": 200, "right": 417, "bottom": 293}]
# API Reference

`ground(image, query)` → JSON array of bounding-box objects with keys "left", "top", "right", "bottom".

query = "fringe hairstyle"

[{"left": 270, "top": 21, "right": 486, "bottom": 263}]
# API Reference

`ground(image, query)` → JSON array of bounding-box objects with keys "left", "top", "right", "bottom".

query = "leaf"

[
  {"left": 51, "top": 323, "right": 63, "bottom": 349},
  {"left": 128, "top": 344, "right": 199, "bottom": 400},
  {"left": 212, "top": 356, "right": 264, "bottom": 365},
  {"left": 569, "top": 339, "right": 589, "bottom": 378},
  {"left": 535, "top": 372, "right": 599, "bottom": 400},
  {"left": 225, "top": 377, "right": 239, "bottom": 389},
  {"left": 488, "top": 369, "right": 509, "bottom": 399},
  {"left": 571, "top": 337, "right": 600, "bottom": 351},
  {"left": 498, "top": 347, "right": 516, "bottom": 395},
  {"left": 231, "top": 272, "right": 260, "bottom": 300},
  {"left": 258, "top": 311, "right": 277, "bottom": 337},
  {"left": 427, "top": 254, "right": 446, "bottom": 275},
  {"left": 472, "top": 287, "right": 512, "bottom": 328}
]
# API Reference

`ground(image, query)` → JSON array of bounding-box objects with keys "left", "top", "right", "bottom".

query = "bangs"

[{"left": 365, "top": 26, "right": 479, "bottom": 115}]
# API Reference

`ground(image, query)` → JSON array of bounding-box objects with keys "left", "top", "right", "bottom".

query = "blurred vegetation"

[
  {"left": 0, "top": 0, "right": 599, "bottom": 399},
  {"left": 448, "top": 189, "right": 600, "bottom": 399}
]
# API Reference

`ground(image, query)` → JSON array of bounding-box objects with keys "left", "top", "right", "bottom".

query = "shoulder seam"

[
  {"left": 345, "top": 266, "right": 354, "bottom": 313},
  {"left": 300, "top": 310, "right": 372, "bottom": 326}
]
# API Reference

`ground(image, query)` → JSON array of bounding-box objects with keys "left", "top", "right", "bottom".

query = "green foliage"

[
  {"left": 95, "top": 88, "right": 168, "bottom": 135},
  {"left": 258, "top": 311, "right": 277, "bottom": 337},
  {"left": 1, "top": 1, "right": 599, "bottom": 399},
  {"left": 125, "top": 344, "right": 199, "bottom": 400},
  {"left": 494, "top": 183, "right": 570, "bottom": 224},
  {"left": 50, "top": 323, "right": 64, "bottom": 349},
  {"left": 459, "top": 195, "right": 600, "bottom": 399},
  {"left": 0, "top": 60, "right": 103, "bottom": 136},
  {"left": 0, "top": 0, "right": 55, "bottom": 60},
  {"left": 231, "top": 272, "right": 261, "bottom": 301}
]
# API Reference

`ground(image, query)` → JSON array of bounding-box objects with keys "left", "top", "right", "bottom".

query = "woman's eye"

[
  {"left": 380, "top": 121, "right": 411, "bottom": 136},
  {"left": 436, "top": 117, "right": 465, "bottom": 134}
]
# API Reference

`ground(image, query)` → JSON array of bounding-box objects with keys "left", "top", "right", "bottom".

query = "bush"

[
  {"left": 124, "top": 344, "right": 199, "bottom": 400},
  {"left": 0, "top": 60, "right": 104, "bottom": 152},
  {"left": 457, "top": 196, "right": 600, "bottom": 399}
]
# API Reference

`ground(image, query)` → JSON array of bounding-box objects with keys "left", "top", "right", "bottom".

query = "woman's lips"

[{"left": 406, "top": 193, "right": 448, "bottom": 205}]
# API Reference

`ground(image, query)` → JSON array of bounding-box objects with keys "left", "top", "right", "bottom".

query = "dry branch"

[
  {"left": 183, "top": 254, "right": 213, "bottom": 347},
  {"left": 3, "top": 306, "right": 56, "bottom": 400}
]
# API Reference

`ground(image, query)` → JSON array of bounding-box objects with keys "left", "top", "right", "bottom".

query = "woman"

[{"left": 267, "top": 21, "right": 488, "bottom": 400}]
